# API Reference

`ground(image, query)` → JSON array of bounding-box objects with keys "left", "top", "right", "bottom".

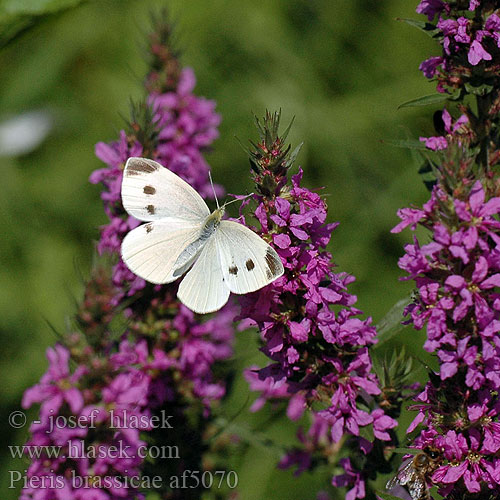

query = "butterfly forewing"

[
  {"left": 121, "top": 157, "right": 210, "bottom": 222},
  {"left": 215, "top": 220, "right": 284, "bottom": 294},
  {"left": 121, "top": 220, "right": 202, "bottom": 284},
  {"left": 177, "top": 237, "right": 230, "bottom": 314}
]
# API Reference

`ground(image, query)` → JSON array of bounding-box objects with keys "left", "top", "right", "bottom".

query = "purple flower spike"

[
  {"left": 238, "top": 111, "right": 398, "bottom": 500},
  {"left": 394, "top": 143, "right": 500, "bottom": 497},
  {"left": 22, "top": 19, "right": 235, "bottom": 500}
]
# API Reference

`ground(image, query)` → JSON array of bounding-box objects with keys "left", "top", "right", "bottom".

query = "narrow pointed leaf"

[
  {"left": 374, "top": 295, "right": 412, "bottom": 348},
  {"left": 281, "top": 115, "right": 295, "bottom": 142},
  {"left": 381, "top": 139, "right": 428, "bottom": 150},
  {"left": 285, "top": 142, "right": 303, "bottom": 169},
  {"left": 392, "top": 447, "right": 418, "bottom": 454},
  {"left": 375, "top": 492, "right": 407, "bottom": 500},
  {"left": 397, "top": 18, "right": 439, "bottom": 38},
  {"left": 398, "top": 93, "right": 449, "bottom": 109}
]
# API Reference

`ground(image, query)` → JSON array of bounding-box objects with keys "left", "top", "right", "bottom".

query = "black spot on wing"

[
  {"left": 265, "top": 248, "right": 281, "bottom": 277},
  {"left": 143, "top": 185, "right": 156, "bottom": 195},
  {"left": 147, "top": 204, "right": 155, "bottom": 215},
  {"left": 229, "top": 265, "right": 238, "bottom": 275},
  {"left": 246, "top": 259, "right": 255, "bottom": 271},
  {"left": 126, "top": 159, "right": 159, "bottom": 176},
  {"left": 145, "top": 223, "right": 153, "bottom": 233}
]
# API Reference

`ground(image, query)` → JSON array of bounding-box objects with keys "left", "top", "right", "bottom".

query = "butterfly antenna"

[
  {"left": 208, "top": 170, "right": 219, "bottom": 209},
  {"left": 223, "top": 193, "right": 254, "bottom": 208}
]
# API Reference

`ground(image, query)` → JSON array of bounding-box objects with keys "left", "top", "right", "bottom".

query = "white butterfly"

[{"left": 120, "top": 157, "right": 284, "bottom": 314}]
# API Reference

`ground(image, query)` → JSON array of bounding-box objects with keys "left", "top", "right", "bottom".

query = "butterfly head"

[
  {"left": 213, "top": 206, "right": 225, "bottom": 222},
  {"left": 206, "top": 206, "right": 225, "bottom": 227}
]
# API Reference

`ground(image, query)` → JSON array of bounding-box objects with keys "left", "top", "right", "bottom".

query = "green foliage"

[
  {"left": 123, "top": 99, "right": 160, "bottom": 158},
  {"left": 0, "top": 0, "right": 87, "bottom": 46}
]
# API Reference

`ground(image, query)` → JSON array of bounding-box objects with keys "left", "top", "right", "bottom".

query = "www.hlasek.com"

[
  {"left": 9, "top": 440, "right": 180, "bottom": 460},
  {"left": 9, "top": 470, "right": 238, "bottom": 490}
]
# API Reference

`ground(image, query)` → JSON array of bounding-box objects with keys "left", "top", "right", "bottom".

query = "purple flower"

[
  {"left": 485, "top": 13, "right": 500, "bottom": 33},
  {"left": 433, "top": 429, "right": 494, "bottom": 493},
  {"left": 455, "top": 17, "right": 471, "bottom": 44},
  {"left": 416, "top": 0, "right": 447, "bottom": 21},
  {"left": 244, "top": 366, "right": 290, "bottom": 412},
  {"left": 372, "top": 408, "right": 398, "bottom": 440},
  {"left": 420, "top": 135, "right": 448, "bottom": 150},
  {"left": 419, "top": 56, "right": 444, "bottom": 78},
  {"left": 445, "top": 256, "right": 500, "bottom": 325},
  {"left": 468, "top": 39, "right": 492, "bottom": 65},
  {"left": 332, "top": 458, "right": 366, "bottom": 500},
  {"left": 278, "top": 447, "right": 312, "bottom": 476},
  {"left": 454, "top": 180, "right": 500, "bottom": 229},
  {"left": 438, "top": 336, "right": 483, "bottom": 387},
  {"left": 22, "top": 344, "right": 85, "bottom": 418},
  {"left": 419, "top": 109, "right": 468, "bottom": 151},
  {"left": 468, "top": 401, "right": 500, "bottom": 454}
]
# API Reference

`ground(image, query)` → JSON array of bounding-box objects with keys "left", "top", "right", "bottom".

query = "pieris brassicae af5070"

[{"left": 120, "top": 157, "right": 284, "bottom": 314}]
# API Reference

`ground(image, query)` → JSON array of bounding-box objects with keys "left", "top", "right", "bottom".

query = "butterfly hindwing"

[
  {"left": 121, "top": 220, "right": 203, "bottom": 284},
  {"left": 121, "top": 157, "right": 210, "bottom": 222},
  {"left": 177, "top": 237, "right": 230, "bottom": 314},
  {"left": 215, "top": 220, "right": 284, "bottom": 294}
]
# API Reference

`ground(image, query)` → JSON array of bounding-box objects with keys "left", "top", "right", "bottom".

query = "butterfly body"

[
  {"left": 173, "top": 207, "right": 224, "bottom": 270},
  {"left": 120, "top": 158, "right": 284, "bottom": 314}
]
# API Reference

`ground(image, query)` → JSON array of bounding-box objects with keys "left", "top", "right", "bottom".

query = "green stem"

[{"left": 476, "top": 94, "right": 491, "bottom": 174}]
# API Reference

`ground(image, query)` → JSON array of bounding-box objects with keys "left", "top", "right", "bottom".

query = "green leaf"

[
  {"left": 464, "top": 81, "right": 494, "bottom": 96},
  {"left": 0, "top": 0, "right": 86, "bottom": 47},
  {"left": 213, "top": 418, "right": 285, "bottom": 459},
  {"left": 375, "top": 492, "right": 406, "bottom": 500},
  {"left": 359, "top": 423, "right": 375, "bottom": 443},
  {"left": 418, "top": 159, "right": 437, "bottom": 191},
  {"left": 285, "top": 142, "right": 303, "bottom": 169},
  {"left": 418, "top": 162, "right": 432, "bottom": 174},
  {"left": 281, "top": 114, "right": 295, "bottom": 142},
  {"left": 374, "top": 294, "right": 412, "bottom": 347},
  {"left": 381, "top": 139, "right": 428, "bottom": 150},
  {"left": 0, "top": 0, "right": 83, "bottom": 16},
  {"left": 396, "top": 17, "right": 439, "bottom": 38},
  {"left": 398, "top": 93, "right": 449, "bottom": 109},
  {"left": 392, "top": 447, "right": 418, "bottom": 455}
]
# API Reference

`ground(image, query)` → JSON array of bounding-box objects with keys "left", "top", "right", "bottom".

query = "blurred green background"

[{"left": 0, "top": 0, "right": 440, "bottom": 498}]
